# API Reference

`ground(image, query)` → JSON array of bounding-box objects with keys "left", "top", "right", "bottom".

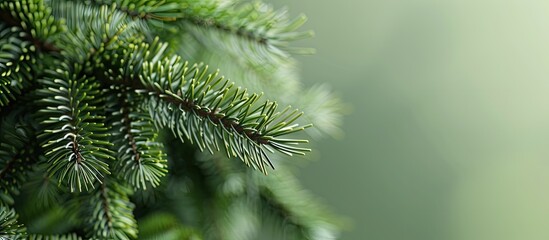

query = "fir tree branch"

[
  {"left": 176, "top": 0, "right": 313, "bottom": 54},
  {"left": 99, "top": 37, "right": 311, "bottom": 173},
  {"left": 0, "top": 11, "right": 58, "bottom": 52},
  {"left": 107, "top": 88, "right": 168, "bottom": 189},
  {"left": 99, "top": 183, "right": 114, "bottom": 230},
  {"left": 125, "top": 57, "right": 312, "bottom": 173},
  {"left": 0, "top": 205, "right": 26, "bottom": 238},
  {"left": 0, "top": 2, "right": 342, "bottom": 238},
  {"left": 120, "top": 100, "right": 142, "bottom": 165},
  {"left": 84, "top": 180, "right": 138, "bottom": 240},
  {"left": 50, "top": 2, "right": 144, "bottom": 74},
  {"left": 134, "top": 77, "right": 268, "bottom": 145},
  {"left": 84, "top": 0, "right": 182, "bottom": 21},
  {"left": 37, "top": 63, "right": 112, "bottom": 192},
  {"left": 4, "top": 1, "right": 313, "bottom": 175},
  {"left": 0, "top": 1, "right": 62, "bottom": 53},
  {"left": 0, "top": 22, "right": 35, "bottom": 107}
]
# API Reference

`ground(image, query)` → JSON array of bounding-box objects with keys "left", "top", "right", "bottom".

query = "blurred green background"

[{"left": 271, "top": 0, "right": 549, "bottom": 239}]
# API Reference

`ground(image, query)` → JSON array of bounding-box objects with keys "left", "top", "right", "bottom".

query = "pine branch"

[
  {"left": 0, "top": 205, "right": 26, "bottom": 239},
  {"left": 176, "top": 39, "right": 301, "bottom": 97},
  {"left": 0, "top": 22, "right": 35, "bottom": 107},
  {"left": 83, "top": 180, "right": 138, "bottom": 240},
  {"left": 99, "top": 35, "right": 311, "bottom": 174},
  {"left": 129, "top": 57, "right": 311, "bottom": 173},
  {"left": 4, "top": 1, "right": 313, "bottom": 175},
  {"left": 83, "top": 0, "right": 183, "bottom": 21},
  {"left": 106, "top": 87, "right": 168, "bottom": 189},
  {"left": 36, "top": 63, "right": 112, "bottom": 192},
  {"left": 50, "top": 2, "right": 146, "bottom": 72},
  {"left": 0, "top": 1, "right": 342, "bottom": 238},
  {"left": 177, "top": 0, "right": 312, "bottom": 54},
  {"left": 102, "top": 36, "right": 168, "bottom": 81},
  {"left": 0, "top": 0, "right": 62, "bottom": 52},
  {"left": 170, "top": 0, "right": 313, "bottom": 100},
  {"left": 0, "top": 11, "right": 58, "bottom": 53}
]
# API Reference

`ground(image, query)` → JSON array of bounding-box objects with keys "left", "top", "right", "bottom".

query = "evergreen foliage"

[{"left": 0, "top": 0, "right": 343, "bottom": 239}]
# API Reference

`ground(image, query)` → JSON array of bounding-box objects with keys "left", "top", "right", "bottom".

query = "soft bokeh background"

[{"left": 271, "top": 0, "right": 549, "bottom": 239}]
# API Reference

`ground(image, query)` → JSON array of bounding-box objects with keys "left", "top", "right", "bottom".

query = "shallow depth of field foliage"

[{"left": 0, "top": 0, "right": 344, "bottom": 239}]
